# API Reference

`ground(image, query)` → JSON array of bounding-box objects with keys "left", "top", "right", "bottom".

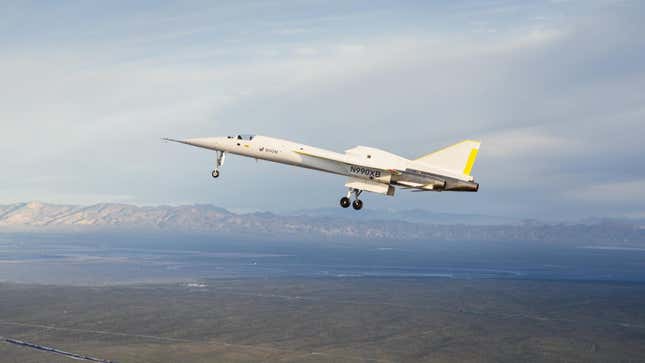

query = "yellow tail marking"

[{"left": 463, "top": 148, "right": 479, "bottom": 175}]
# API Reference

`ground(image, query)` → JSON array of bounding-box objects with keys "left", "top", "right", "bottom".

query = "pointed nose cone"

[
  {"left": 184, "top": 137, "right": 219, "bottom": 149},
  {"left": 163, "top": 136, "right": 226, "bottom": 151}
]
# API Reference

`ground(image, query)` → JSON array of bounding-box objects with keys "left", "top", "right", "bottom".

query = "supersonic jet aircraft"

[{"left": 164, "top": 134, "right": 480, "bottom": 210}]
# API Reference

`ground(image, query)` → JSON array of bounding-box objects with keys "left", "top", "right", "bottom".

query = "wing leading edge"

[{"left": 294, "top": 148, "right": 403, "bottom": 175}]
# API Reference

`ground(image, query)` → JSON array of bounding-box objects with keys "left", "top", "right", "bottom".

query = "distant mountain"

[
  {"left": 0, "top": 201, "right": 231, "bottom": 229},
  {"left": 1, "top": 201, "right": 644, "bottom": 245},
  {"left": 0, "top": 201, "right": 424, "bottom": 240}
]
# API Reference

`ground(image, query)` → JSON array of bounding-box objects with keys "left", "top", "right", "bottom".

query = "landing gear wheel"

[
  {"left": 211, "top": 170, "right": 220, "bottom": 178},
  {"left": 352, "top": 199, "right": 363, "bottom": 210},
  {"left": 340, "top": 197, "right": 351, "bottom": 208}
]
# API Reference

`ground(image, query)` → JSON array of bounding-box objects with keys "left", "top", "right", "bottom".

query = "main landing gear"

[
  {"left": 340, "top": 188, "right": 363, "bottom": 210},
  {"left": 212, "top": 151, "right": 225, "bottom": 179}
]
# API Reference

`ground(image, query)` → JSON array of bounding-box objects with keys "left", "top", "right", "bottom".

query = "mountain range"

[{"left": 1, "top": 201, "right": 644, "bottom": 245}]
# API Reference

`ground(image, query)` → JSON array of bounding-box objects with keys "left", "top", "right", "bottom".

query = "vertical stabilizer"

[{"left": 414, "top": 140, "right": 480, "bottom": 176}]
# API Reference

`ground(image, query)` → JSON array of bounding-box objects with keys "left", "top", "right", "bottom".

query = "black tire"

[
  {"left": 340, "top": 197, "right": 351, "bottom": 208},
  {"left": 352, "top": 199, "right": 363, "bottom": 210},
  {"left": 212, "top": 170, "right": 220, "bottom": 178}
]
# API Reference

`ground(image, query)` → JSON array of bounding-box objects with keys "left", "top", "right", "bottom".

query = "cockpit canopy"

[{"left": 227, "top": 134, "right": 255, "bottom": 141}]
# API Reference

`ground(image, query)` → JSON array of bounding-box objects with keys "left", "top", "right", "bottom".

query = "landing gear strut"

[
  {"left": 212, "top": 151, "right": 225, "bottom": 179},
  {"left": 339, "top": 188, "right": 364, "bottom": 210}
]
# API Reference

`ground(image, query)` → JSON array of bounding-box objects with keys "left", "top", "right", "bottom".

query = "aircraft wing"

[
  {"left": 294, "top": 148, "right": 402, "bottom": 175},
  {"left": 293, "top": 149, "right": 344, "bottom": 162}
]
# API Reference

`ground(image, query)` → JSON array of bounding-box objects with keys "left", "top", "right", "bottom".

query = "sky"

[{"left": 1, "top": 0, "right": 644, "bottom": 219}]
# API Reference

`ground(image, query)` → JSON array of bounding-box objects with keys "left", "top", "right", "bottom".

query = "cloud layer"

[{"left": 1, "top": 0, "right": 644, "bottom": 219}]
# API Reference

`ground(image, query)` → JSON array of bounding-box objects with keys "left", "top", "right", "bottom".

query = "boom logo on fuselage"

[
  {"left": 259, "top": 146, "right": 278, "bottom": 154},
  {"left": 350, "top": 165, "right": 381, "bottom": 178}
]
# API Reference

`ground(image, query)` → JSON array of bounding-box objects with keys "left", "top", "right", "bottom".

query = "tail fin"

[{"left": 415, "top": 140, "right": 480, "bottom": 176}]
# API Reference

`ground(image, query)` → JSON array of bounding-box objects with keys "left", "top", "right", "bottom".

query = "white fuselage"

[
  {"left": 183, "top": 135, "right": 361, "bottom": 176},
  {"left": 175, "top": 135, "right": 478, "bottom": 192}
]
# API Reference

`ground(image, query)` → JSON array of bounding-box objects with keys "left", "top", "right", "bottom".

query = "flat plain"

[{"left": 1, "top": 278, "right": 645, "bottom": 363}]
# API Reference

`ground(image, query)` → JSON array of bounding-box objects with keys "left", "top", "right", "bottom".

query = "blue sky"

[{"left": 1, "top": 0, "right": 644, "bottom": 219}]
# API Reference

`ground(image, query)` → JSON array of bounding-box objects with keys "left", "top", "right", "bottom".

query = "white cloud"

[
  {"left": 569, "top": 180, "right": 645, "bottom": 203},
  {"left": 0, "top": 1, "right": 643, "bottom": 218},
  {"left": 293, "top": 47, "right": 319, "bottom": 56},
  {"left": 482, "top": 128, "right": 580, "bottom": 159}
]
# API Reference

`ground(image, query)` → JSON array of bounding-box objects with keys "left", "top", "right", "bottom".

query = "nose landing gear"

[
  {"left": 212, "top": 151, "right": 225, "bottom": 179},
  {"left": 340, "top": 188, "right": 364, "bottom": 210}
]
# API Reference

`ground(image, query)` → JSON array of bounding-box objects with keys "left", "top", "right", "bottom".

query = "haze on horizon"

[{"left": 2, "top": 0, "right": 644, "bottom": 220}]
